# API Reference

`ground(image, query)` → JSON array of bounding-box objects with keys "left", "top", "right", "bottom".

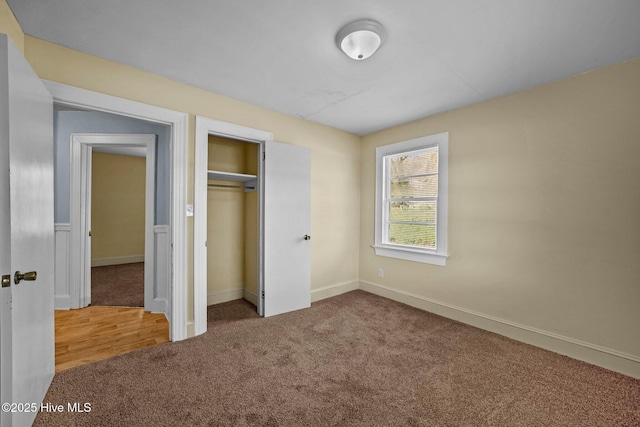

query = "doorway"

[
  {"left": 206, "top": 135, "right": 260, "bottom": 312},
  {"left": 46, "top": 81, "right": 188, "bottom": 341},
  {"left": 194, "top": 116, "right": 313, "bottom": 337},
  {"left": 90, "top": 148, "right": 148, "bottom": 308},
  {"left": 69, "top": 133, "right": 156, "bottom": 311},
  {"left": 69, "top": 133, "right": 158, "bottom": 312},
  {"left": 49, "top": 94, "right": 180, "bottom": 373},
  {"left": 54, "top": 133, "right": 169, "bottom": 371}
]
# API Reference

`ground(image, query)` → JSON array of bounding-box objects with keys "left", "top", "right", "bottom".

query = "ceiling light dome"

[{"left": 336, "top": 20, "right": 386, "bottom": 60}]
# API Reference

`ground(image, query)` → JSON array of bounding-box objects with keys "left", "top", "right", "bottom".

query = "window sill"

[{"left": 373, "top": 245, "right": 447, "bottom": 266}]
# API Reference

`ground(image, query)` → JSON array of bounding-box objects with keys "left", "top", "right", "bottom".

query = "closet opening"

[
  {"left": 207, "top": 135, "right": 261, "bottom": 313},
  {"left": 194, "top": 116, "right": 312, "bottom": 334}
]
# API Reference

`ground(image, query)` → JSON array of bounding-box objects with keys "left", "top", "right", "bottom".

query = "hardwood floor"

[{"left": 55, "top": 306, "right": 170, "bottom": 372}]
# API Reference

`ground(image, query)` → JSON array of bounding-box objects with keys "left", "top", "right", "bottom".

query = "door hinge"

[
  {"left": 263, "top": 152, "right": 266, "bottom": 161},
  {"left": 261, "top": 290, "right": 265, "bottom": 299}
]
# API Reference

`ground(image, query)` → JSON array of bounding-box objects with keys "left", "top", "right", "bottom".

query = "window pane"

[
  {"left": 389, "top": 201, "right": 437, "bottom": 222},
  {"left": 390, "top": 149, "right": 438, "bottom": 178},
  {"left": 390, "top": 175, "right": 438, "bottom": 198},
  {"left": 388, "top": 224, "right": 436, "bottom": 249}
]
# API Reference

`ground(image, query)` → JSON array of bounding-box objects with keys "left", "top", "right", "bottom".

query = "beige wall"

[
  {"left": 360, "top": 58, "right": 640, "bottom": 360},
  {"left": 206, "top": 136, "right": 259, "bottom": 298},
  {"left": 20, "top": 34, "right": 361, "bottom": 324},
  {"left": 91, "top": 152, "right": 146, "bottom": 260}
]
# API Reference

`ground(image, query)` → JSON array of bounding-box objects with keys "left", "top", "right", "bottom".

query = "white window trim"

[{"left": 374, "top": 132, "right": 449, "bottom": 266}]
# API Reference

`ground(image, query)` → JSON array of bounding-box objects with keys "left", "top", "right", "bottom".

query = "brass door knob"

[{"left": 14, "top": 271, "right": 37, "bottom": 285}]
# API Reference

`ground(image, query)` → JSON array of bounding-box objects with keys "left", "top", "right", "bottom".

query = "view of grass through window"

[{"left": 386, "top": 148, "right": 438, "bottom": 249}]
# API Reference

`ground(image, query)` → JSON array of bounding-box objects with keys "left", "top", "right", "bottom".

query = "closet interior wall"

[{"left": 207, "top": 135, "right": 259, "bottom": 307}]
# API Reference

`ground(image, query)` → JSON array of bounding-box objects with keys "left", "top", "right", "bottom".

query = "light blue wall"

[{"left": 54, "top": 110, "right": 171, "bottom": 224}]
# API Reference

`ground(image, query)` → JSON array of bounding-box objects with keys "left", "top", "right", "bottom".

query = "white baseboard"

[
  {"left": 186, "top": 320, "right": 195, "bottom": 339},
  {"left": 205, "top": 280, "right": 358, "bottom": 308},
  {"left": 311, "top": 280, "right": 359, "bottom": 302},
  {"left": 207, "top": 288, "right": 244, "bottom": 306},
  {"left": 206, "top": 288, "right": 259, "bottom": 307},
  {"left": 148, "top": 298, "right": 167, "bottom": 315},
  {"left": 244, "top": 289, "right": 258, "bottom": 306},
  {"left": 359, "top": 280, "right": 640, "bottom": 379},
  {"left": 91, "top": 255, "right": 145, "bottom": 267},
  {"left": 54, "top": 295, "right": 71, "bottom": 310}
]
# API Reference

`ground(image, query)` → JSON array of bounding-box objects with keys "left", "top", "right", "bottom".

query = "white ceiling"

[{"left": 8, "top": 0, "right": 640, "bottom": 135}]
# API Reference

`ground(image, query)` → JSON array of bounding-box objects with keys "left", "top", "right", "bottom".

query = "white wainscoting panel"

[
  {"left": 54, "top": 224, "right": 71, "bottom": 309},
  {"left": 151, "top": 225, "right": 169, "bottom": 315}
]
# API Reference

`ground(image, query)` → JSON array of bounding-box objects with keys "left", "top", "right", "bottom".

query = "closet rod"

[{"left": 207, "top": 183, "right": 255, "bottom": 190}]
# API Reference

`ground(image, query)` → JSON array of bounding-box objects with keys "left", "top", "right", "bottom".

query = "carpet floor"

[
  {"left": 34, "top": 290, "right": 639, "bottom": 426},
  {"left": 91, "top": 262, "right": 144, "bottom": 307}
]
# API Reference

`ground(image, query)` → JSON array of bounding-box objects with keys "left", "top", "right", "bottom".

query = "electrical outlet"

[{"left": 378, "top": 268, "right": 384, "bottom": 278}]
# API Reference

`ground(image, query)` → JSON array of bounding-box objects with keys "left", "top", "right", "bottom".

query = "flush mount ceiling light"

[{"left": 336, "top": 20, "right": 386, "bottom": 60}]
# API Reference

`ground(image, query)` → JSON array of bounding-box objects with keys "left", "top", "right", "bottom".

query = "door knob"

[
  {"left": 304, "top": 235, "right": 311, "bottom": 240},
  {"left": 14, "top": 271, "right": 37, "bottom": 285}
]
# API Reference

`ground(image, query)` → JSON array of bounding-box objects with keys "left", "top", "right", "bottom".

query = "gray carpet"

[{"left": 35, "top": 290, "right": 640, "bottom": 426}]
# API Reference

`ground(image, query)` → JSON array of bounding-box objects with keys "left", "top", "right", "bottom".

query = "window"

[{"left": 374, "top": 132, "right": 448, "bottom": 265}]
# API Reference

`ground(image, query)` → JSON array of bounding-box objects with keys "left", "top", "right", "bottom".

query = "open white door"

[
  {"left": 0, "top": 35, "right": 55, "bottom": 426},
  {"left": 263, "top": 140, "right": 311, "bottom": 317}
]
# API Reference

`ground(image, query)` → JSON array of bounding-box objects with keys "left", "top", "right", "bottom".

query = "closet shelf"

[{"left": 207, "top": 170, "right": 257, "bottom": 191}]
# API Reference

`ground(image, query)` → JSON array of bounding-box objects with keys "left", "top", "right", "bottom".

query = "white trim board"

[
  {"left": 358, "top": 280, "right": 640, "bottom": 379},
  {"left": 44, "top": 80, "right": 188, "bottom": 341},
  {"left": 151, "top": 224, "right": 170, "bottom": 314},
  {"left": 54, "top": 223, "right": 71, "bottom": 310},
  {"left": 91, "top": 255, "right": 145, "bottom": 267}
]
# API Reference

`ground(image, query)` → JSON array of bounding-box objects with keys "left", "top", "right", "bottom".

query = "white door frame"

[
  {"left": 194, "top": 116, "right": 273, "bottom": 336},
  {"left": 70, "top": 134, "right": 155, "bottom": 310},
  {"left": 45, "top": 81, "right": 188, "bottom": 341}
]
